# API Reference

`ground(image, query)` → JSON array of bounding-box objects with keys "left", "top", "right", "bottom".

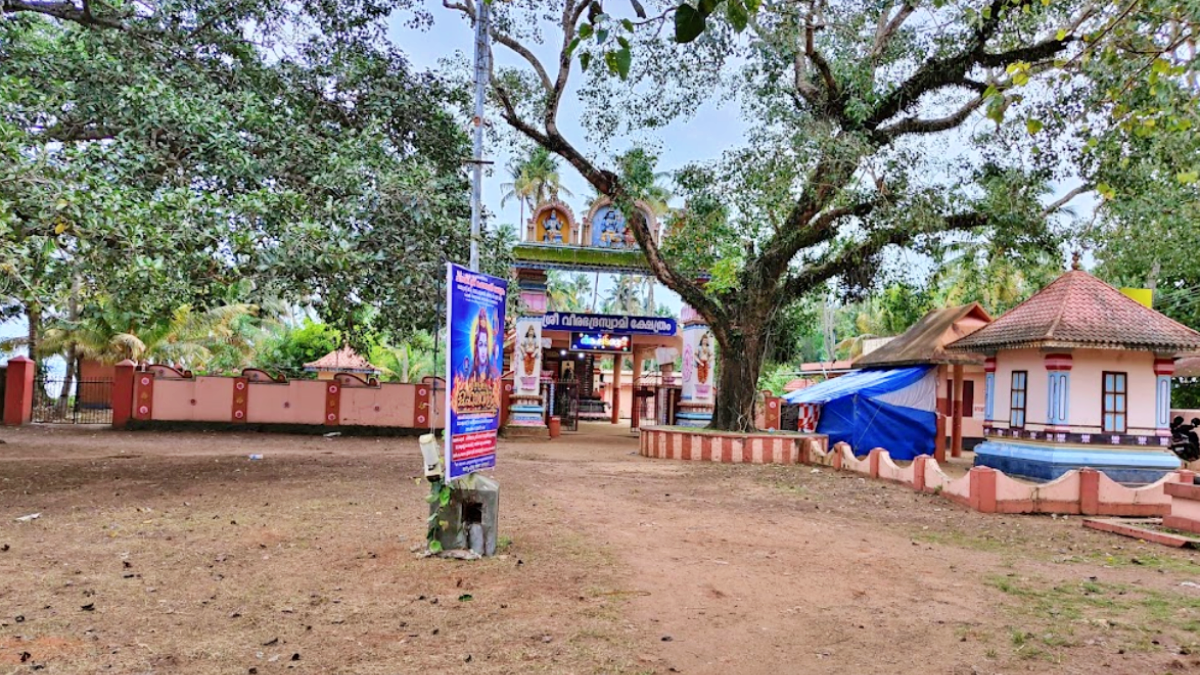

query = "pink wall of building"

[
  {"left": 1070, "top": 349, "right": 1157, "bottom": 433},
  {"left": 991, "top": 348, "right": 1158, "bottom": 433},
  {"left": 992, "top": 348, "right": 1048, "bottom": 427}
]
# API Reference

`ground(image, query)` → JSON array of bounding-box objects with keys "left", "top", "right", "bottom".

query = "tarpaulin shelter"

[{"left": 783, "top": 366, "right": 937, "bottom": 460}]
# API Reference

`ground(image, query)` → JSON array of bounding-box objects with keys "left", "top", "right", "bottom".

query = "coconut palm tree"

[
  {"left": 500, "top": 160, "right": 536, "bottom": 225},
  {"left": 501, "top": 147, "right": 574, "bottom": 224},
  {"left": 41, "top": 302, "right": 261, "bottom": 369},
  {"left": 546, "top": 272, "right": 593, "bottom": 312},
  {"left": 371, "top": 332, "right": 439, "bottom": 383}
]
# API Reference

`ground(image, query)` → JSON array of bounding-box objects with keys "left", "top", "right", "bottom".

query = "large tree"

[
  {"left": 1, "top": 1, "right": 501, "bottom": 364},
  {"left": 439, "top": 0, "right": 1192, "bottom": 430}
]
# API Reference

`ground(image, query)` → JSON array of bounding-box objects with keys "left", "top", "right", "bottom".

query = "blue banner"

[{"left": 444, "top": 264, "right": 508, "bottom": 481}]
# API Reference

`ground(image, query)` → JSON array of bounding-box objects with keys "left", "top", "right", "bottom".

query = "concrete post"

[
  {"left": 111, "top": 360, "right": 137, "bottom": 429},
  {"left": 968, "top": 467, "right": 997, "bottom": 513},
  {"left": 3, "top": 356, "right": 35, "bottom": 426},
  {"left": 631, "top": 348, "right": 644, "bottom": 430},
  {"left": 951, "top": 363, "right": 964, "bottom": 458},
  {"left": 913, "top": 455, "right": 928, "bottom": 492}
]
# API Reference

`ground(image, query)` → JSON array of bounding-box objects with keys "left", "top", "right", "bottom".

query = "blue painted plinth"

[
  {"left": 975, "top": 439, "right": 1180, "bottom": 484},
  {"left": 676, "top": 412, "right": 711, "bottom": 428}
]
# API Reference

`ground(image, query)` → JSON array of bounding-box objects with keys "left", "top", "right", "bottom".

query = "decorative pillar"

[
  {"left": 762, "top": 392, "right": 781, "bottom": 431},
  {"left": 111, "top": 359, "right": 137, "bottom": 429},
  {"left": 630, "top": 348, "right": 644, "bottom": 430},
  {"left": 2, "top": 356, "right": 35, "bottom": 426},
  {"left": 983, "top": 357, "right": 996, "bottom": 422},
  {"left": 1044, "top": 353, "right": 1073, "bottom": 429},
  {"left": 506, "top": 268, "right": 550, "bottom": 437},
  {"left": 951, "top": 363, "right": 965, "bottom": 458},
  {"left": 678, "top": 305, "right": 715, "bottom": 428},
  {"left": 132, "top": 370, "right": 155, "bottom": 422},
  {"left": 610, "top": 355, "right": 623, "bottom": 424},
  {"left": 1155, "top": 358, "right": 1175, "bottom": 435}
]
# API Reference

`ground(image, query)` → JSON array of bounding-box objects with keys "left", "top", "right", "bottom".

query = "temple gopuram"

[{"left": 505, "top": 199, "right": 715, "bottom": 437}]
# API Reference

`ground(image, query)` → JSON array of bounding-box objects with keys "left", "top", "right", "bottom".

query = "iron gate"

[
  {"left": 33, "top": 377, "right": 114, "bottom": 424},
  {"left": 543, "top": 380, "right": 580, "bottom": 432}
]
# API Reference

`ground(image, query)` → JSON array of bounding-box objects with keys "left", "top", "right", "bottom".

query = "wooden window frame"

[
  {"left": 1010, "top": 370, "right": 1028, "bottom": 429},
  {"left": 1102, "top": 371, "right": 1128, "bottom": 434}
]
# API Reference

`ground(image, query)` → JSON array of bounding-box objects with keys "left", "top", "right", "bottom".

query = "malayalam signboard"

[
  {"left": 445, "top": 263, "right": 507, "bottom": 481},
  {"left": 541, "top": 311, "right": 676, "bottom": 336}
]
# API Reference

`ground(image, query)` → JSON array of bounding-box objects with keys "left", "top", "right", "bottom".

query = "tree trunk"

[
  {"left": 710, "top": 328, "right": 766, "bottom": 432},
  {"left": 58, "top": 354, "right": 77, "bottom": 416},
  {"left": 26, "top": 303, "right": 40, "bottom": 373},
  {"left": 58, "top": 274, "right": 81, "bottom": 410}
]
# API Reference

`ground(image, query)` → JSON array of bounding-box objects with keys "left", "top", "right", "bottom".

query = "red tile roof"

[
  {"left": 799, "top": 360, "right": 854, "bottom": 373},
  {"left": 948, "top": 270, "right": 1200, "bottom": 354},
  {"left": 303, "top": 347, "right": 380, "bottom": 373}
]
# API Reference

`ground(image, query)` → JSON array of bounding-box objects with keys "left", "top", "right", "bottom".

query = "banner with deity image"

[
  {"left": 445, "top": 263, "right": 508, "bottom": 481},
  {"left": 681, "top": 324, "right": 716, "bottom": 404},
  {"left": 513, "top": 317, "right": 543, "bottom": 397}
]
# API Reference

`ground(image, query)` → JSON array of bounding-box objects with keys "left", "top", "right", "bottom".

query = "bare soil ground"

[{"left": 3, "top": 424, "right": 1200, "bottom": 674}]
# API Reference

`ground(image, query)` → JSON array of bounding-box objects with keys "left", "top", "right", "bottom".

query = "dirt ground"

[{"left": 4, "top": 425, "right": 1200, "bottom": 674}]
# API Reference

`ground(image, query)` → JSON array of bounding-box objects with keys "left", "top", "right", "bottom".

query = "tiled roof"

[
  {"left": 948, "top": 270, "right": 1200, "bottom": 354},
  {"left": 799, "top": 360, "right": 854, "bottom": 373},
  {"left": 303, "top": 347, "right": 380, "bottom": 373},
  {"left": 853, "top": 303, "right": 992, "bottom": 368}
]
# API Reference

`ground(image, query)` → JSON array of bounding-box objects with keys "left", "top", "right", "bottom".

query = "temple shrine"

[
  {"left": 505, "top": 199, "right": 714, "bottom": 437},
  {"left": 948, "top": 270, "right": 1200, "bottom": 482}
]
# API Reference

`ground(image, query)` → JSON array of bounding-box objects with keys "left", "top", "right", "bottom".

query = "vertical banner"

[
  {"left": 513, "top": 317, "right": 543, "bottom": 397},
  {"left": 681, "top": 324, "right": 716, "bottom": 404},
  {"left": 445, "top": 263, "right": 508, "bottom": 481}
]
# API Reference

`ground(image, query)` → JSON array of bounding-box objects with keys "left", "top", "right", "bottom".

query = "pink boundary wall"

[
  {"left": 126, "top": 368, "right": 445, "bottom": 430},
  {"left": 639, "top": 427, "right": 1190, "bottom": 516}
]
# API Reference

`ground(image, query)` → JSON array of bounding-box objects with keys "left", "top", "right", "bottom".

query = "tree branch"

[
  {"left": 977, "top": 35, "right": 1073, "bottom": 69},
  {"left": 870, "top": 1, "right": 915, "bottom": 63},
  {"left": 782, "top": 212, "right": 988, "bottom": 297},
  {"left": 864, "top": 0, "right": 1066, "bottom": 131},
  {"left": 1042, "top": 184, "right": 1089, "bottom": 217},
  {"left": 2, "top": 0, "right": 127, "bottom": 29},
  {"left": 876, "top": 94, "right": 987, "bottom": 139}
]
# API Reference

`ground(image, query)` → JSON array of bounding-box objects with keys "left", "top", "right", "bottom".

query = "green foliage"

[
  {"left": 254, "top": 321, "right": 341, "bottom": 378},
  {"left": 369, "top": 331, "right": 444, "bottom": 383},
  {"left": 0, "top": 0, "right": 484, "bottom": 363},
  {"left": 757, "top": 362, "right": 795, "bottom": 397}
]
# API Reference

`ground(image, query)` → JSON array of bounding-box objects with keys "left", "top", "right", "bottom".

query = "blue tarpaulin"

[{"left": 783, "top": 366, "right": 937, "bottom": 460}]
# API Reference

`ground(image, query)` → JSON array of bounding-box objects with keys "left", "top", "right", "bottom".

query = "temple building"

[
  {"left": 505, "top": 198, "right": 703, "bottom": 437},
  {"left": 947, "top": 270, "right": 1200, "bottom": 482},
  {"left": 303, "top": 348, "right": 381, "bottom": 381}
]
